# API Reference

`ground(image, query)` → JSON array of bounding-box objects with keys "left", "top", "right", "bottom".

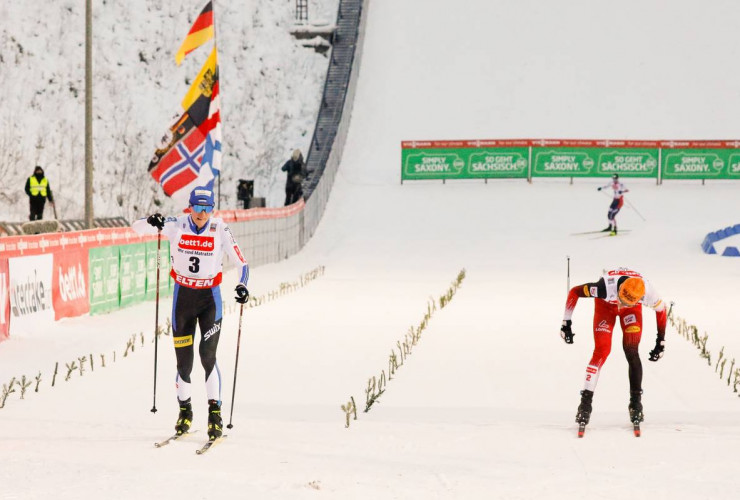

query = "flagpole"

[{"left": 213, "top": 0, "right": 222, "bottom": 210}]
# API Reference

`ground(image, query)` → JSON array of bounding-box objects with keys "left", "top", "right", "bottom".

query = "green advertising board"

[
  {"left": 662, "top": 149, "right": 740, "bottom": 179},
  {"left": 402, "top": 148, "right": 529, "bottom": 180},
  {"left": 402, "top": 141, "right": 740, "bottom": 181},
  {"left": 531, "top": 148, "right": 659, "bottom": 178},
  {"left": 145, "top": 240, "right": 171, "bottom": 300},
  {"left": 119, "top": 243, "right": 147, "bottom": 308},
  {"left": 89, "top": 246, "right": 120, "bottom": 315}
]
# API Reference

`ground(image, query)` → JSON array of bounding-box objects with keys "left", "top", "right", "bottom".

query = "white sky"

[{"left": 2, "top": 1, "right": 740, "bottom": 498}]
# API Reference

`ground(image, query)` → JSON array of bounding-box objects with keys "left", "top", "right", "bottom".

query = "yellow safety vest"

[{"left": 29, "top": 176, "right": 48, "bottom": 197}]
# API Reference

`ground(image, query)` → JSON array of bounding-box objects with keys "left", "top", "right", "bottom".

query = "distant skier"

[
  {"left": 597, "top": 174, "right": 628, "bottom": 234},
  {"left": 559, "top": 267, "right": 667, "bottom": 432},
  {"left": 132, "top": 186, "right": 250, "bottom": 441}
]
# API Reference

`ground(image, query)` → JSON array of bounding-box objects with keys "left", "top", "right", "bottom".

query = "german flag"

[{"left": 175, "top": 1, "right": 214, "bottom": 66}]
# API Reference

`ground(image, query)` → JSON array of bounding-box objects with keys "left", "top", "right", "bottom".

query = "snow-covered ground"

[{"left": 2, "top": 0, "right": 740, "bottom": 498}]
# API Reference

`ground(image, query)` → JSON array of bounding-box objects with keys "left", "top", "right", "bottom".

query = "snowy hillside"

[
  {"left": 2, "top": 0, "right": 740, "bottom": 499},
  {"left": 0, "top": 0, "right": 337, "bottom": 222}
]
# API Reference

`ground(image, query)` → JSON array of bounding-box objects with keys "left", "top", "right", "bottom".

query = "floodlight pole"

[{"left": 85, "top": 0, "right": 94, "bottom": 229}]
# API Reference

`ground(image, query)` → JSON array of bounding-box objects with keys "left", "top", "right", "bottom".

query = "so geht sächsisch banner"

[{"left": 401, "top": 140, "right": 740, "bottom": 181}]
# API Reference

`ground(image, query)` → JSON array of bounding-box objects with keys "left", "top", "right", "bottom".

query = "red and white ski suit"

[
  {"left": 563, "top": 268, "right": 667, "bottom": 393},
  {"left": 601, "top": 180, "right": 629, "bottom": 229}
]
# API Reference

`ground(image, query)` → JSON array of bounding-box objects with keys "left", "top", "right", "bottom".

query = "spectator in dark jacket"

[
  {"left": 281, "top": 149, "right": 306, "bottom": 206},
  {"left": 24, "top": 166, "right": 54, "bottom": 220}
]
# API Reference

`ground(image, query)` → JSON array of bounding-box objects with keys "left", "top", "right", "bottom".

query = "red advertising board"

[
  {"left": 0, "top": 227, "right": 156, "bottom": 259},
  {"left": 52, "top": 249, "right": 90, "bottom": 320},
  {"left": 0, "top": 259, "right": 9, "bottom": 342}
]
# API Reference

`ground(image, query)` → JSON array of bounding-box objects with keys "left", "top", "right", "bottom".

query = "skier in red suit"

[{"left": 559, "top": 267, "right": 667, "bottom": 429}]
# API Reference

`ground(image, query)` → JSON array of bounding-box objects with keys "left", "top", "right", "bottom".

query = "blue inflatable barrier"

[
  {"left": 722, "top": 246, "right": 740, "bottom": 257},
  {"left": 703, "top": 224, "right": 740, "bottom": 256}
]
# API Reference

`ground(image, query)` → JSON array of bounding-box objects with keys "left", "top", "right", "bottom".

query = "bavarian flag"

[{"left": 175, "top": 1, "right": 214, "bottom": 66}]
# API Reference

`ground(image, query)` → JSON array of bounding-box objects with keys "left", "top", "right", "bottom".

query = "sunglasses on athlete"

[{"left": 191, "top": 205, "right": 214, "bottom": 213}]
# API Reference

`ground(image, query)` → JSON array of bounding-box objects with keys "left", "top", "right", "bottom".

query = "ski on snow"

[
  {"left": 154, "top": 431, "right": 197, "bottom": 448},
  {"left": 589, "top": 231, "right": 631, "bottom": 240},
  {"left": 576, "top": 422, "right": 641, "bottom": 438},
  {"left": 571, "top": 229, "right": 631, "bottom": 237},
  {"left": 195, "top": 435, "right": 227, "bottom": 455},
  {"left": 571, "top": 229, "right": 613, "bottom": 236}
]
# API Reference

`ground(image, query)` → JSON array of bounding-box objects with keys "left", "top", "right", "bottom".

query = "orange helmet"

[{"left": 618, "top": 277, "right": 645, "bottom": 306}]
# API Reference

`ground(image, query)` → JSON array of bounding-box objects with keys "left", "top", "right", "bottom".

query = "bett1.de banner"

[
  {"left": 0, "top": 204, "right": 305, "bottom": 344},
  {"left": 0, "top": 228, "right": 164, "bottom": 341},
  {"left": 401, "top": 139, "right": 740, "bottom": 181}
]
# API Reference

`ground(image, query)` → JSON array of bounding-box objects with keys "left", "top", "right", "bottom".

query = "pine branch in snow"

[
  {"left": 16, "top": 376, "right": 31, "bottom": 399},
  {"left": 1, "top": 377, "right": 17, "bottom": 408},
  {"left": 65, "top": 362, "right": 77, "bottom": 381}
]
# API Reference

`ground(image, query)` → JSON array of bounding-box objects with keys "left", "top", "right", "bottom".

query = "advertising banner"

[
  {"left": 0, "top": 227, "right": 156, "bottom": 259},
  {"left": 401, "top": 146, "right": 529, "bottom": 181},
  {"left": 661, "top": 149, "right": 740, "bottom": 179},
  {"left": 145, "top": 240, "right": 171, "bottom": 300},
  {"left": 52, "top": 249, "right": 90, "bottom": 320},
  {"left": 119, "top": 243, "right": 147, "bottom": 308},
  {"left": 89, "top": 246, "right": 120, "bottom": 315},
  {"left": 531, "top": 148, "right": 659, "bottom": 178},
  {"left": 8, "top": 254, "right": 55, "bottom": 335},
  {"left": 0, "top": 259, "right": 9, "bottom": 342},
  {"left": 402, "top": 139, "right": 740, "bottom": 182}
]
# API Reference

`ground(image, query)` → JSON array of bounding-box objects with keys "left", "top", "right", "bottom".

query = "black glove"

[
  {"left": 648, "top": 336, "right": 665, "bottom": 361},
  {"left": 234, "top": 284, "right": 249, "bottom": 304},
  {"left": 560, "top": 320, "right": 574, "bottom": 344},
  {"left": 147, "top": 213, "right": 165, "bottom": 230},
  {"left": 597, "top": 187, "right": 602, "bottom": 191}
]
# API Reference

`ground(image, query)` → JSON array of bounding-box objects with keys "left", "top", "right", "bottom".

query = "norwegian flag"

[
  {"left": 149, "top": 125, "right": 207, "bottom": 197},
  {"left": 148, "top": 65, "right": 221, "bottom": 206}
]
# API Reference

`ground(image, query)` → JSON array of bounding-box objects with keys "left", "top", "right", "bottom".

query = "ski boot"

[
  {"left": 575, "top": 390, "right": 594, "bottom": 424},
  {"left": 610, "top": 226, "right": 618, "bottom": 236},
  {"left": 207, "top": 399, "right": 223, "bottom": 440},
  {"left": 175, "top": 398, "right": 193, "bottom": 435},
  {"left": 601, "top": 226, "right": 612, "bottom": 232},
  {"left": 628, "top": 391, "right": 644, "bottom": 423},
  {"left": 575, "top": 390, "right": 594, "bottom": 437}
]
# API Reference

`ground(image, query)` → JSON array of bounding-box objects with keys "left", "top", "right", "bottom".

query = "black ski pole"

[
  {"left": 226, "top": 302, "right": 245, "bottom": 429},
  {"left": 566, "top": 255, "right": 570, "bottom": 292},
  {"left": 150, "top": 230, "right": 162, "bottom": 414}
]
